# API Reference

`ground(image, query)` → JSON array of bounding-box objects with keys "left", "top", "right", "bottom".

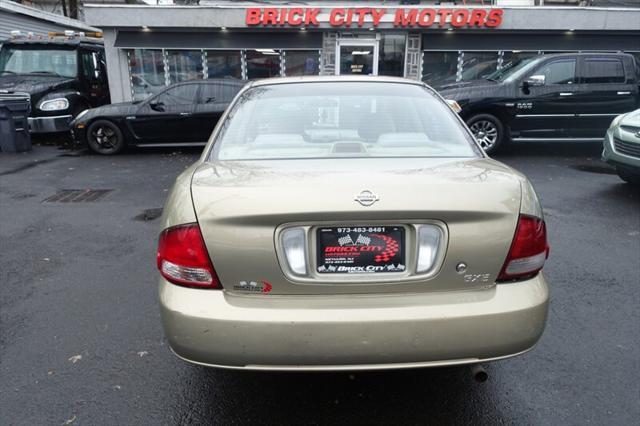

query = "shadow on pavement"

[
  {"left": 592, "top": 180, "right": 639, "bottom": 203},
  {"left": 174, "top": 365, "right": 500, "bottom": 424},
  {"left": 494, "top": 141, "right": 603, "bottom": 159}
]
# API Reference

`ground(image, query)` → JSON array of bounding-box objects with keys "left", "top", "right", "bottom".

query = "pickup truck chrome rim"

[
  {"left": 470, "top": 120, "right": 498, "bottom": 150},
  {"left": 91, "top": 126, "right": 117, "bottom": 149}
]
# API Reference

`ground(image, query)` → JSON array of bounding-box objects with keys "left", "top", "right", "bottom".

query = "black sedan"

[{"left": 71, "top": 79, "right": 246, "bottom": 155}]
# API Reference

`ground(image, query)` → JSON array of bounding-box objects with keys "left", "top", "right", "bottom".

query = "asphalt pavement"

[{"left": 0, "top": 142, "right": 638, "bottom": 425}]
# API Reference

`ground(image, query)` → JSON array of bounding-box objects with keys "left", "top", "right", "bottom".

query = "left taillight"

[
  {"left": 497, "top": 215, "right": 550, "bottom": 282},
  {"left": 156, "top": 223, "right": 221, "bottom": 289}
]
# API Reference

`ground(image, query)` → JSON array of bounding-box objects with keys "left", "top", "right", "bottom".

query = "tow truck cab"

[{"left": 0, "top": 31, "right": 110, "bottom": 133}]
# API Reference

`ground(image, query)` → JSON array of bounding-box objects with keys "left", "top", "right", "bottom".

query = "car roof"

[
  {"left": 249, "top": 75, "right": 426, "bottom": 88},
  {"left": 540, "top": 52, "right": 632, "bottom": 60}
]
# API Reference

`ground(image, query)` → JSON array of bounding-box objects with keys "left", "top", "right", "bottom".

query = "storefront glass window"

[
  {"left": 206, "top": 51, "right": 242, "bottom": 79},
  {"left": 283, "top": 50, "right": 319, "bottom": 76},
  {"left": 460, "top": 51, "right": 499, "bottom": 82},
  {"left": 166, "top": 50, "right": 204, "bottom": 84},
  {"left": 246, "top": 50, "right": 281, "bottom": 79},
  {"left": 378, "top": 34, "right": 406, "bottom": 77},
  {"left": 128, "top": 49, "right": 166, "bottom": 101},
  {"left": 339, "top": 45, "right": 375, "bottom": 75},
  {"left": 500, "top": 51, "right": 540, "bottom": 71},
  {"left": 421, "top": 51, "right": 459, "bottom": 86}
]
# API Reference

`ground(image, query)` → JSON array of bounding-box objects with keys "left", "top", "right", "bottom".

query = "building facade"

[{"left": 84, "top": 1, "right": 640, "bottom": 103}]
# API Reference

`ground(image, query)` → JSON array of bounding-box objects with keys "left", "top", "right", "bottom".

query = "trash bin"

[{"left": 0, "top": 93, "right": 32, "bottom": 153}]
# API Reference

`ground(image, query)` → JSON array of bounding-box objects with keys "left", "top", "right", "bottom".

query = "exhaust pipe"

[{"left": 470, "top": 364, "right": 488, "bottom": 383}]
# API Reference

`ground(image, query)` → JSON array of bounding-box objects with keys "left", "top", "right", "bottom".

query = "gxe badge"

[{"left": 354, "top": 190, "right": 379, "bottom": 207}]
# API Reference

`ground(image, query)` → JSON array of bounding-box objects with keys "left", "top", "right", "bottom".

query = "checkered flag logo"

[
  {"left": 355, "top": 234, "right": 371, "bottom": 246},
  {"left": 338, "top": 235, "right": 354, "bottom": 246},
  {"left": 373, "top": 234, "right": 400, "bottom": 264}
]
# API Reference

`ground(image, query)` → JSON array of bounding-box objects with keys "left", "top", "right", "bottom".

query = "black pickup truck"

[
  {"left": 0, "top": 33, "right": 110, "bottom": 133},
  {"left": 438, "top": 52, "right": 640, "bottom": 153}
]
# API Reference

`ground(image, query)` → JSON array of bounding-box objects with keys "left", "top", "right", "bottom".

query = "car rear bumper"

[
  {"left": 28, "top": 115, "right": 72, "bottom": 133},
  {"left": 159, "top": 274, "right": 549, "bottom": 371}
]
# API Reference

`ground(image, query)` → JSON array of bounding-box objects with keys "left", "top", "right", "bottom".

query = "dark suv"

[
  {"left": 0, "top": 33, "right": 110, "bottom": 133},
  {"left": 438, "top": 53, "right": 640, "bottom": 153}
]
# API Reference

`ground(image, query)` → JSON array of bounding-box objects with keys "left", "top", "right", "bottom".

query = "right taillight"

[
  {"left": 157, "top": 223, "right": 221, "bottom": 289},
  {"left": 497, "top": 215, "right": 549, "bottom": 282}
]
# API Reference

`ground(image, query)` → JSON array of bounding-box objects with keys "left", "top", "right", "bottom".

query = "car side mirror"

[
  {"left": 149, "top": 101, "right": 165, "bottom": 112},
  {"left": 524, "top": 75, "right": 545, "bottom": 87}
]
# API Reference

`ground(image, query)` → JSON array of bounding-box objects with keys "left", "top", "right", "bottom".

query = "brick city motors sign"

[{"left": 245, "top": 7, "right": 504, "bottom": 28}]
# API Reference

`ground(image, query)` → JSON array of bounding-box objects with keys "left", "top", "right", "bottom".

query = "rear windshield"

[{"left": 211, "top": 82, "right": 479, "bottom": 160}]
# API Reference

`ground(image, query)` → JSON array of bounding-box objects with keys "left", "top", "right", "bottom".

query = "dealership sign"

[{"left": 246, "top": 8, "right": 504, "bottom": 28}]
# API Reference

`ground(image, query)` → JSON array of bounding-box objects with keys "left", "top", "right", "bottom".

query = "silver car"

[
  {"left": 602, "top": 109, "right": 640, "bottom": 185},
  {"left": 157, "top": 77, "right": 550, "bottom": 371}
]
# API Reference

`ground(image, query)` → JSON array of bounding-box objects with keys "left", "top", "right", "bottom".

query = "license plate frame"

[{"left": 316, "top": 226, "right": 406, "bottom": 274}]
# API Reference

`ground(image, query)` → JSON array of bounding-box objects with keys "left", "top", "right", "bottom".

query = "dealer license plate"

[{"left": 316, "top": 226, "right": 405, "bottom": 274}]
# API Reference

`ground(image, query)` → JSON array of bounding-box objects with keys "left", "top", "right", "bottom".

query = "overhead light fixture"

[
  {"left": 351, "top": 50, "right": 371, "bottom": 55},
  {"left": 368, "top": 27, "right": 374, "bottom": 31},
  {"left": 300, "top": 27, "right": 306, "bottom": 31},
  {"left": 221, "top": 26, "right": 227, "bottom": 31},
  {"left": 255, "top": 49, "right": 280, "bottom": 55},
  {"left": 142, "top": 26, "right": 150, "bottom": 32}
]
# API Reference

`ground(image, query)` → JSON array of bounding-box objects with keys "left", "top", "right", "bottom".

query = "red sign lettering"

[
  {"left": 246, "top": 8, "right": 261, "bottom": 26},
  {"left": 418, "top": 9, "right": 436, "bottom": 27},
  {"left": 485, "top": 9, "right": 503, "bottom": 28},
  {"left": 394, "top": 9, "right": 417, "bottom": 27},
  {"left": 305, "top": 8, "right": 321, "bottom": 26},
  {"left": 245, "top": 7, "right": 504, "bottom": 28},
  {"left": 329, "top": 8, "right": 345, "bottom": 26}
]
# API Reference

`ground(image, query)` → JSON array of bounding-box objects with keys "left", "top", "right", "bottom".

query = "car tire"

[
  {"left": 87, "top": 120, "right": 126, "bottom": 155},
  {"left": 86, "top": 120, "right": 125, "bottom": 155},
  {"left": 466, "top": 114, "right": 505, "bottom": 155},
  {"left": 617, "top": 168, "right": 640, "bottom": 185}
]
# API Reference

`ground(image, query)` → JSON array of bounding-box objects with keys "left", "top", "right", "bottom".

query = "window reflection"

[
  {"left": 422, "top": 51, "right": 459, "bottom": 87},
  {"left": 378, "top": 34, "right": 406, "bottom": 77},
  {"left": 128, "top": 49, "right": 165, "bottom": 102},
  {"left": 501, "top": 51, "right": 539, "bottom": 71},
  {"left": 461, "top": 52, "right": 499, "bottom": 81},
  {"left": 283, "top": 50, "right": 319, "bottom": 76},
  {"left": 422, "top": 51, "right": 549, "bottom": 88},
  {"left": 166, "top": 50, "right": 204, "bottom": 84},
  {"left": 206, "top": 51, "right": 242, "bottom": 79},
  {"left": 246, "top": 49, "right": 281, "bottom": 79}
]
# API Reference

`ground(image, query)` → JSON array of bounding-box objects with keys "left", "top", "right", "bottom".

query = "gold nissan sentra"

[{"left": 157, "top": 76, "right": 549, "bottom": 371}]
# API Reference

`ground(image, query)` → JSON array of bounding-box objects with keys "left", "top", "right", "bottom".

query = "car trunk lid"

[{"left": 191, "top": 157, "right": 522, "bottom": 295}]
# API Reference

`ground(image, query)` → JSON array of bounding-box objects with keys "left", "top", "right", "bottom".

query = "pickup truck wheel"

[
  {"left": 467, "top": 114, "right": 504, "bottom": 154},
  {"left": 87, "top": 120, "right": 125, "bottom": 155}
]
